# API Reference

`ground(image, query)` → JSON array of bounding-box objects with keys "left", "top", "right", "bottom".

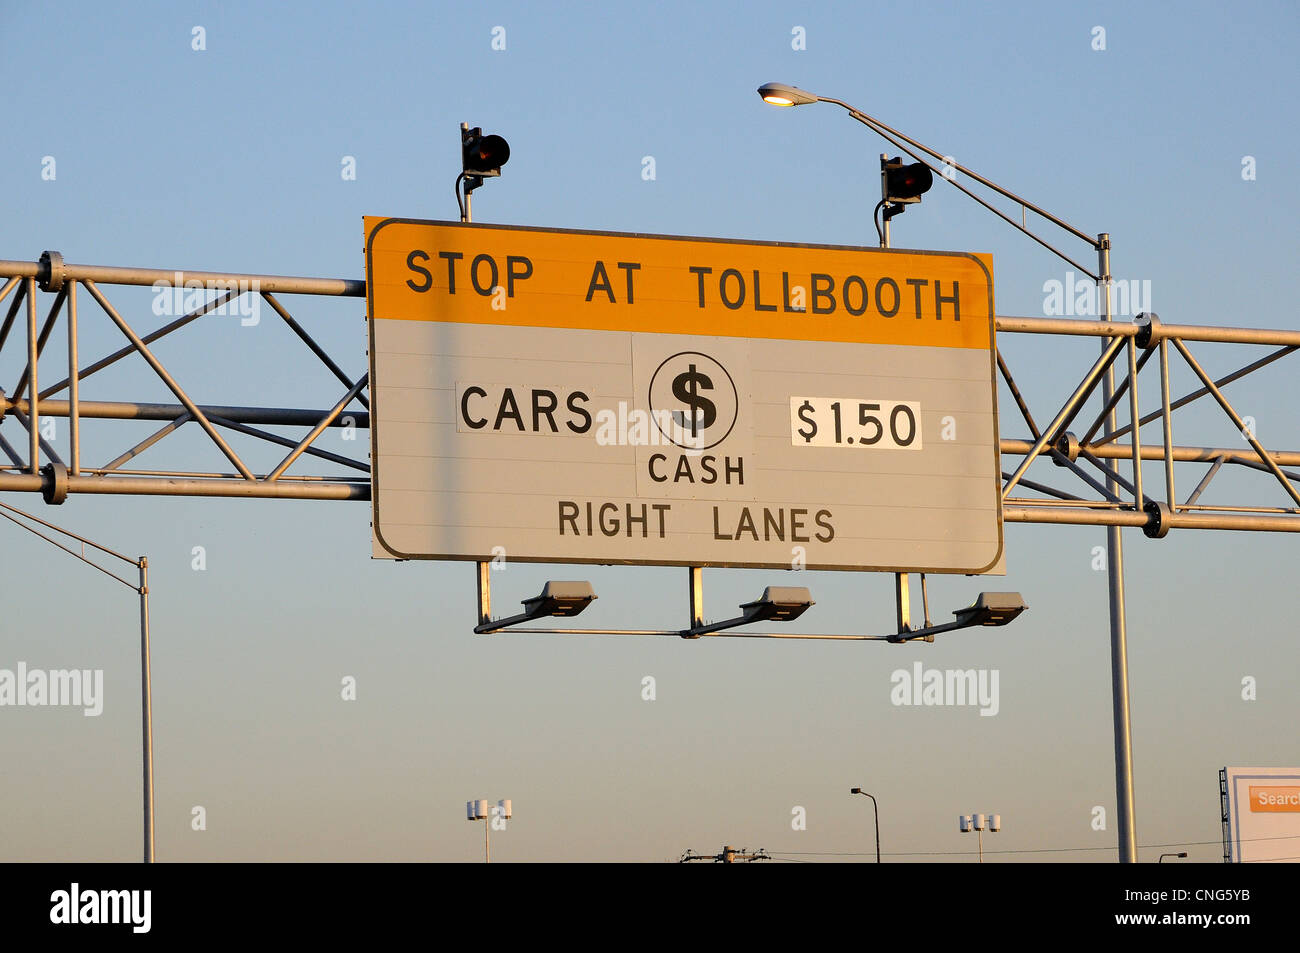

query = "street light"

[
  {"left": 0, "top": 501, "right": 155, "bottom": 862},
  {"left": 467, "top": 798, "right": 512, "bottom": 863},
  {"left": 756, "top": 79, "right": 1142, "bottom": 865},
  {"left": 757, "top": 82, "right": 819, "bottom": 106},
  {"left": 953, "top": 592, "right": 1029, "bottom": 627},
  {"left": 960, "top": 813, "right": 1001, "bottom": 863},
  {"left": 1159, "top": 851, "right": 1188, "bottom": 862},
  {"left": 849, "top": 788, "right": 881, "bottom": 863}
]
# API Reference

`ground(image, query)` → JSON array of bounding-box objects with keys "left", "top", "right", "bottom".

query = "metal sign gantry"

[{"left": 2, "top": 251, "right": 1297, "bottom": 538}]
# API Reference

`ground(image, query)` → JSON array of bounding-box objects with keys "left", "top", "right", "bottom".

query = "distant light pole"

[
  {"left": 1159, "top": 851, "right": 1188, "bottom": 863},
  {"left": 466, "top": 798, "right": 511, "bottom": 862},
  {"left": 849, "top": 788, "right": 881, "bottom": 863},
  {"left": 0, "top": 501, "right": 154, "bottom": 862},
  {"left": 960, "top": 813, "right": 1001, "bottom": 863}
]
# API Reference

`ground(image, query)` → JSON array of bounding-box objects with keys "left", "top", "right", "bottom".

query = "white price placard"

[{"left": 790, "top": 397, "right": 923, "bottom": 450}]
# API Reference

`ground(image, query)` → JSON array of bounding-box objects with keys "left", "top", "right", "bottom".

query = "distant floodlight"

[
  {"left": 740, "top": 586, "right": 815, "bottom": 624},
  {"left": 961, "top": 812, "right": 999, "bottom": 863},
  {"left": 498, "top": 798, "right": 512, "bottom": 820},
  {"left": 757, "top": 82, "right": 819, "bottom": 107},
  {"left": 522, "top": 581, "right": 598, "bottom": 620},
  {"left": 468, "top": 799, "right": 488, "bottom": 821},
  {"left": 953, "top": 592, "right": 1027, "bottom": 627}
]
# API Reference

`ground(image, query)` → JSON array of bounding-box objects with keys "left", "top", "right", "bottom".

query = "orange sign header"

[
  {"left": 1249, "top": 786, "right": 1300, "bottom": 812},
  {"left": 366, "top": 218, "right": 994, "bottom": 350}
]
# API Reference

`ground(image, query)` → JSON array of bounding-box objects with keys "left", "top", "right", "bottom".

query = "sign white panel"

[{"left": 366, "top": 218, "right": 1002, "bottom": 572}]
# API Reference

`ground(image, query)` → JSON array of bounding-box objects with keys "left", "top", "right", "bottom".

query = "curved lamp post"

[
  {"left": 758, "top": 80, "right": 1139, "bottom": 865},
  {"left": 0, "top": 501, "right": 153, "bottom": 862},
  {"left": 849, "top": 788, "right": 881, "bottom": 863}
]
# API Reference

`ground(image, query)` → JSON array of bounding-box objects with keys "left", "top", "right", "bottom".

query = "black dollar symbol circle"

[
  {"left": 648, "top": 351, "right": 739, "bottom": 451},
  {"left": 671, "top": 364, "right": 717, "bottom": 438}
]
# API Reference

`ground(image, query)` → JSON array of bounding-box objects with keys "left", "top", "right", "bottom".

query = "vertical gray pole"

[
  {"left": 1099, "top": 234, "right": 1137, "bottom": 863},
  {"left": 67, "top": 280, "right": 80, "bottom": 475},
  {"left": 894, "top": 573, "right": 911, "bottom": 632},
  {"left": 879, "top": 154, "right": 890, "bottom": 249},
  {"left": 868, "top": 793, "right": 881, "bottom": 863},
  {"left": 139, "top": 557, "right": 155, "bottom": 863},
  {"left": 476, "top": 561, "right": 491, "bottom": 628},
  {"left": 688, "top": 567, "right": 704, "bottom": 629},
  {"left": 461, "top": 123, "right": 473, "bottom": 225},
  {"left": 26, "top": 277, "right": 39, "bottom": 473}
]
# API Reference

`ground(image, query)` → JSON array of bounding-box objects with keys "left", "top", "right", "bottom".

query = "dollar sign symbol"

[
  {"left": 672, "top": 364, "right": 716, "bottom": 439},
  {"left": 796, "top": 400, "right": 817, "bottom": 442}
]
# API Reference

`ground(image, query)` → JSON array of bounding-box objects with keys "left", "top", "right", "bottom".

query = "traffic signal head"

[
  {"left": 461, "top": 126, "right": 511, "bottom": 193},
  {"left": 882, "top": 157, "right": 933, "bottom": 205}
]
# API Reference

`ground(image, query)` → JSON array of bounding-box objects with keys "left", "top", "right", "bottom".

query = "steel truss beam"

[
  {"left": 0, "top": 256, "right": 369, "bottom": 503},
  {"left": 996, "top": 311, "right": 1300, "bottom": 536},
  {"left": 2, "top": 255, "right": 1298, "bottom": 538}
]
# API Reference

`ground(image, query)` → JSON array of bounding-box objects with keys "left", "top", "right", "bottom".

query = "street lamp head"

[
  {"left": 739, "top": 586, "right": 815, "bottom": 623},
  {"left": 953, "top": 592, "right": 1027, "bottom": 627},
  {"left": 521, "top": 581, "right": 597, "bottom": 620},
  {"left": 850, "top": 787, "right": 862, "bottom": 794},
  {"left": 757, "top": 82, "right": 819, "bottom": 107}
]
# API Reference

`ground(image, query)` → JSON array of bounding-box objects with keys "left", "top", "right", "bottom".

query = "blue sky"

[{"left": 1, "top": 0, "right": 1297, "bottom": 862}]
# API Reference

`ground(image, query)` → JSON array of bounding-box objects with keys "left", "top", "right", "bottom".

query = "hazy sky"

[{"left": 1, "top": 0, "right": 1297, "bottom": 862}]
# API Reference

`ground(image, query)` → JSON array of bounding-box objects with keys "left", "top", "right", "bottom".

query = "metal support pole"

[
  {"left": 476, "top": 561, "right": 491, "bottom": 629},
  {"left": 919, "top": 573, "right": 931, "bottom": 628},
  {"left": 880, "top": 155, "right": 891, "bottom": 249},
  {"left": 1127, "top": 338, "right": 1143, "bottom": 507},
  {"left": 25, "top": 277, "right": 38, "bottom": 473},
  {"left": 871, "top": 795, "right": 881, "bottom": 864},
  {"left": 687, "top": 566, "right": 704, "bottom": 633},
  {"left": 854, "top": 790, "right": 881, "bottom": 863},
  {"left": 485, "top": 815, "right": 490, "bottom": 863},
  {"left": 1159, "top": 340, "right": 1175, "bottom": 509},
  {"left": 894, "top": 573, "right": 910, "bottom": 632},
  {"left": 1099, "top": 235, "right": 1137, "bottom": 864},
  {"left": 67, "top": 281, "right": 80, "bottom": 475},
  {"left": 139, "top": 557, "right": 155, "bottom": 863}
]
